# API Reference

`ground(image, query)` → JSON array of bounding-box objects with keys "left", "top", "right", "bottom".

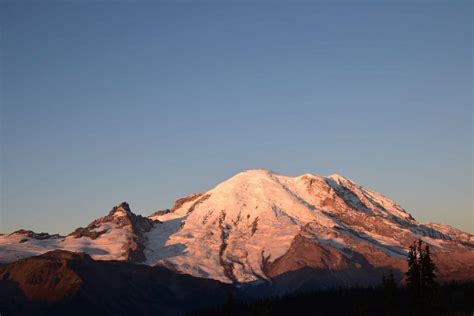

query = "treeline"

[{"left": 196, "top": 281, "right": 473, "bottom": 316}]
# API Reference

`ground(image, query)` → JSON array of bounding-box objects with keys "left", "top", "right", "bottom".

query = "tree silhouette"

[
  {"left": 405, "top": 239, "right": 439, "bottom": 315},
  {"left": 382, "top": 270, "right": 398, "bottom": 315},
  {"left": 420, "top": 242, "right": 438, "bottom": 313},
  {"left": 406, "top": 241, "right": 421, "bottom": 293}
]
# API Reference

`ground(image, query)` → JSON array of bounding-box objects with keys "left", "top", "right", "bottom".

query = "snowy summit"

[{"left": 1, "top": 169, "right": 473, "bottom": 289}]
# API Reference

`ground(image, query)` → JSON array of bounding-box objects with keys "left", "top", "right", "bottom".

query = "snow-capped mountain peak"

[
  {"left": 1, "top": 169, "right": 473, "bottom": 288},
  {"left": 109, "top": 202, "right": 133, "bottom": 218},
  {"left": 1, "top": 202, "right": 156, "bottom": 263},
  {"left": 144, "top": 169, "right": 474, "bottom": 284}
]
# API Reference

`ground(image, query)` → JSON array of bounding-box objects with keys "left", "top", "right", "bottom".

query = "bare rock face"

[
  {"left": 171, "top": 193, "right": 205, "bottom": 212},
  {"left": 0, "top": 250, "right": 84, "bottom": 302},
  {"left": 9, "top": 230, "right": 63, "bottom": 241},
  {"left": 148, "top": 193, "right": 206, "bottom": 219},
  {"left": 263, "top": 234, "right": 350, "bottom": 276}
]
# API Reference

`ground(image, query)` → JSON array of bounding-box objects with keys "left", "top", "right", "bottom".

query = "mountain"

[
  {"left": 1, "top": 169, "right": 473, "bottom": 292},
  {"left": 0, "top": 202, "right": 156, "bottom": 263},
  {"left": 145, "top": 169, "right": 474, "bottom": 287}
]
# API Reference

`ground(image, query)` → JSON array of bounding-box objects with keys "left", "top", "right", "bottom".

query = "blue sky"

[{"left": 1, "top": 1, "right": 472, "bottom": 234}]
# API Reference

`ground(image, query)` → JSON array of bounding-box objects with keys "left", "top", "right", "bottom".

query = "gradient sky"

[{"left": 1, "top": 0, "right": 472, "bottom": 234}]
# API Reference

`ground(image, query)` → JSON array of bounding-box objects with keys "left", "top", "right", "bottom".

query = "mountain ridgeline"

[{"left": 1, "top": 169, "right": 473, "bottom": 303}]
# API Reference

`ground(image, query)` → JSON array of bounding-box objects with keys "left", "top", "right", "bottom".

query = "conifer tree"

[
  {"left": 382, "top": 270, "right": 398, "bottom": 315},
  {"left": 420, "top": 244, "right": 437, "bottom": 291},
  {"left": 420, "top": 243, "right": 438, "bottom": 313},
  {"left": 405, "top": 239, "right": 439, "bottom": 315},
  {"left": 406, "top": 241, "right": 420, "bottom": 292}
]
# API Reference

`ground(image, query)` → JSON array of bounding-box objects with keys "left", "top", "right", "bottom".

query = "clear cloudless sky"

[{"left": 1, "top": 0, "right": 472, "bottom": 234}]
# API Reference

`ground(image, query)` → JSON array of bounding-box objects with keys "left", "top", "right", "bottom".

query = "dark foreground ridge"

[
  {"left": 1, "top": 249, "right": 473, "bottom": 316},
  {"left": 0, "top": 250, "right": 233, "bottom": 316}
]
